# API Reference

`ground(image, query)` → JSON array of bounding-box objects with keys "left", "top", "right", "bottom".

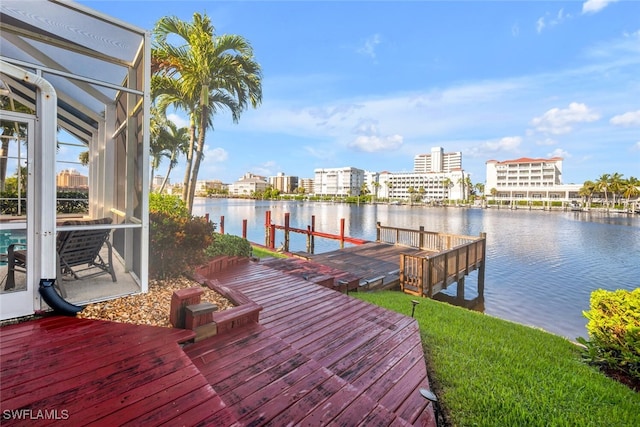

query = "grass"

[
  {"left": 353, "top": 291, "right": 640, "bottom": 427},
  {"left": 250, "top": 245, "right": 288, "bottom": 259}
]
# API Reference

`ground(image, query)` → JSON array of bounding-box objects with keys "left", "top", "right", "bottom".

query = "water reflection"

[{"left": 194, "top": 199, "right": 640, "bottom": 340}]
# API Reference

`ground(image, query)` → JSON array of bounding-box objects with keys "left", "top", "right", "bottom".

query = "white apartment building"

[
  {"left": 228, "top": 173, "right": 268, "bottom": 196},
  {"left": 314, "top": 167, "right": 365, "bottom": 196},
  {"left": 378, "top": 170, "right": 466, "bottom": 201},
  {"left": 195, "top": 179, "right": 225, "bottom": 196},
  {"left": 414, "top": 147, "right": 462, "bottom": 173},
  {"left": 269, "top": 172, "right": 299, "bottom": 194},
  {"left": 486, "top": 157, "right": 581, "bottom": 201}
]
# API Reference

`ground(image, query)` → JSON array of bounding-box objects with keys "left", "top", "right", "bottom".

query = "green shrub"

[
  {"left": 578, "top": 288, "right": 640, "bottom": 381},
  {"left": 149, "top": 193, "right": 190, "bottom": 218},
  {"left": 148, "top": 194, "right": 216, "bottom": 279},
  {"left": 205, "top": 234, "right": 252, "bottom": 258}
]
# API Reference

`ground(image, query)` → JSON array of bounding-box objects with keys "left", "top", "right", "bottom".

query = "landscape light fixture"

[
  {"left": 420, "top": 387, "right": 441, "bottom": 427},
  {"left": 411, "top": 299, "right": 420, "bottom": 317}
]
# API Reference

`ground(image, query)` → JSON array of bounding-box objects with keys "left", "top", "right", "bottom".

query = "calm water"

[{"left": 193, "top": 198, "right": 640, "bottom": 340}]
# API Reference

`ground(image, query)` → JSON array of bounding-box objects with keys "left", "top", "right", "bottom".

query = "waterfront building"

[
  {"left": 485, "top": 157, "right": 581, "bottom": 202},
  {"left": 269, "top": 172, "right": 299, "bottom": 194},
  {"left": 151, "top": 175, "right": 164, "bottom": 189},
  {"left": 314, "top": 167, "right": 365, "bottom": 196},
  {"left": 298, "top": 178, "right": 315, "bottom": 194},
  {"left": 378, "top": 170, "right": 466, "bottom": 201},
  {"left": 56, "top": 169, "right": 88, "bottom": 189},
  {"left": 228, "top": 173, "right": 268, "bottom": 196},
  {"left": 363, "top": 170, "right": 380, "bottom": 198},
  {"left": 195, "top": 179, "right": 225, "bottom": 196},
  {"left": 414, "top": 147, "right": 462, "bottom": 173}
]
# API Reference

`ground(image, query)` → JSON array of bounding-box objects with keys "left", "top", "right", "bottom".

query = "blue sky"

[{"left": 81, "top": 0, "right": 639, "bottom": 185}]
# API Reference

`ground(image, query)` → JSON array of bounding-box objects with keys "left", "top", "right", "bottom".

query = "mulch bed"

[{"left": 77, "top": 277, "right": 234, "bottom": 327}]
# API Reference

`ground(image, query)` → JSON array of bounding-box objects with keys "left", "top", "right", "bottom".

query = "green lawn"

[
  {"left": 250, "top": 245, "right": 288, "bottom": 259},
  {"left": 353, "top": 291, "right": 640, "bottom": 427}
]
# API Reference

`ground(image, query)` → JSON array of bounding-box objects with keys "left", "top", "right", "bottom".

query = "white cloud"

[
  {"left": 610, "top": 110, "right": 640, "bottom": 126},
  {"left": 548, "top": 148, "right": 571, "bottom": 158},
  {"left": 205, "top": 147, "right": 228, "bottom": 162},
  {"left": 536, "top": 9, "right": 571, "bottom": 33},
  {"left": 633, "top": 141, "right": 640, "bottom": 151},
  {"left": 348, "top": 119, "right": 403, "bottom": 152},
  {"left": 167, "top": 113, "right": 189, "bottom": 129},
  {"left": 251, "top": 161, "right": 277, "bottom": 177},
  {"left": 357, "top": 34, "right": 381, "bottom": 59},
  {"left": 485, "top": 136, "right": 522, "bottom": 152},
  {"left": 349, "top": 134, "right": 403, "bottom": 153},
  {"left": 511, "top": 24, "right": 520, "bottom": 37},
  {"left": 304, "top": 146, "right": 334, "bottom": 160},
  {"left": 536, "top": 137, "right": 558, "bottom": 146},
  {"left": 530, "top": 102, "right": 600, "bottom": 135},
  {"left": 582, "top": 0, "right": 618, "bottom": 14}
]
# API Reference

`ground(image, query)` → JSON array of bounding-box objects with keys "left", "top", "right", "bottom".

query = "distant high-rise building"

[
  {"left": 485, "top": 156, "right": 563, "bottom": 190},
  {"left": 56, "top": 169, "right": 88, "bottom": 189},
  {"left": 298, "top": 178, "right": 314, "bottom": 194},
  {"left": 414, "top": 147, "right": 462, "bottom": 173},
  {"left": 314, "top": 167, "right": 365, "bottom": 196},
  {"left": 269, "top": 172, "right": 299, "bottom": 194}
]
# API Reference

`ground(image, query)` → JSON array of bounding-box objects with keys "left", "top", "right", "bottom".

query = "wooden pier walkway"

[{"left": 302, "top": 242, "right": 435, "bottom": 289}]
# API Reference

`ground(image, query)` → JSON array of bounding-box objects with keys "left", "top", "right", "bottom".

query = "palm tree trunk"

[
  {"left": 182, "top": 116, "right": 197, "bottom": 202},
  {"left": 159, "top": 152, "right": 177, "bottom": 194},
  {"left": 187, "top": 107, "right": 208, "bottom": 213}
]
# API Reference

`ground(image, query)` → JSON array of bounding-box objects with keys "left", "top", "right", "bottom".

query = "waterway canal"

[{"left": 194, "top": 198, "right": 640, "bottom": 340}]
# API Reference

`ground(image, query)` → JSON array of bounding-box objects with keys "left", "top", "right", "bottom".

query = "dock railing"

[{"left": 376, "top": 223, "right": 486, "bottom": 299}]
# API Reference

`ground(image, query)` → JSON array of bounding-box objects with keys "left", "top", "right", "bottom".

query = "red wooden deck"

[
  {"left": 0, "top": 259, "right": 437, "bottom": 426},
  {"left": 186, "top": 260, "right": 437, "bottom": 426},
  {"left": 0, "top": 316, "right": 235, "bottom": 426}
]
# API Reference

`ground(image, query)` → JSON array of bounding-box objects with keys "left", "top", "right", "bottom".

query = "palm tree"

[
  {"left": 579, "top": 180, "right": 597, "bottom": 209},
  {"left": 372, "top": 181, "right": 380, "bottom": 202},
  {"left": 151, "top": 74, "right": 198, "bottom": 201},
  {"left": 608, "top": 172, "right": 624, "bottom": 206},
  {"left": 158, "top": 121, "right": 190, "bottom": 194},
  {"left": 149, "top": 107, "right": 170, "bottom": 192},
  {"left": 595, "top": 173, "right": 610, "bottom": 207},
  {"left": 465, "top": 176, "right": 474, "bottom": 201},
  {"left": 407, "top": 186, "right": 415, "bottom": 205},
  {"left": 385, "top": 181, "right": 393, "bottom": 200},
  {"left": 152, "top": 13, "right": 262, "bottom": 213},
  {"left": 622, "top": 176, "right": 639, "bottom": 209},
  {"left": 442, "top": 177, "right": 452, "bottom": 203}
]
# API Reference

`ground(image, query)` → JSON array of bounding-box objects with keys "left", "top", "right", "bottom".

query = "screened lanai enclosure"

[{"left": 0, "top": 0, "right": 150, "bottom": 320}]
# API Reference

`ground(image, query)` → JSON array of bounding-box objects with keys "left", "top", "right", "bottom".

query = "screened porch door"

[{"left": 0, "top": 112, "right": 35, "bottom": 320}]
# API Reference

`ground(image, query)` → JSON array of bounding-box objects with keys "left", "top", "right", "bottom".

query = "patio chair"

[{"left": 4, "top": 218, "right": 117, "bottom": 294}]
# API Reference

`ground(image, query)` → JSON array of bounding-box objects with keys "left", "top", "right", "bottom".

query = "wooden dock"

[{"left": 302, "top": 242, "right": 435, "bottom": 290}]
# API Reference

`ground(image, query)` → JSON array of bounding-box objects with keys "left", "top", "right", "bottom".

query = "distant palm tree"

[
  {"left": 442, "top": 178, "right": 452, "bottom": 202},
  {"left": 622, "top": 176, "right": 639, "bottom": 208},
  {"left": 158, "top": 121, "right": 190, "bottom": 194},
  {"left": 579, "top": 180, "right": 597, "bottom": 209},
  {"left": 595, "top": 173, "right": 611, "bottom": 206},
  {"left": 152, "top": 12, "right": 262, "bottom": 213},
  {"left": 608, "top": 172, "right": 624, "bottom": 205},
  {"left": 490, "top": 187, "right": 498, "bottom": 202},
  {"left": 372, "top": 181, "right": 380, "bottom": 202}
]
